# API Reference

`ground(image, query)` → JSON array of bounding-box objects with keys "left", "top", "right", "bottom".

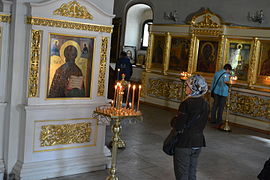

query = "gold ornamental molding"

[
  {"left": 147, "top": 78, "right": 182, "bottom": 102},
  {"left": 40, "top": 122, "right": 92, "bottom": 147},
  {"left": 248, "top": 38, "right": 260, "bottom": 86},
  {"left": 191, "top": 29, "right": 222, "bottom": 36},
  {"left": 53, "top": 1, "right": 93, "bottom": 20},
  {"left": 97, "top": 37, "right": 109, "bottom": 96},
  {"left": 163, "top": 32, "right": 171, "bottom": 75},
  {"left": 141, "top": 71, "right": 147, "bottom": 97},
  {"left": 26, "top": 16, "right": 113, "bottom": 33},
  {"left": 0, "top": 14, "right": 11, "bottom": 23},
  {"left": 230, "top": 92, "right": 270, "bottom": 121},
  {"left": 187, "top": 33, "right": 196, "bottom": 73},
  {"left": 145, "top": 33, "right": 154, "bottom": 72},
  {"left": 216, "top": 35, "right": 225, "bottom": 70},
  {"left": 28, "top": 30, "right": 42, "bottom": 97}
]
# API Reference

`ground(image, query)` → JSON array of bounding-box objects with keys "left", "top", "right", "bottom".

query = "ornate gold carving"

[
  {"left": 28, "top": 30, "right": 42, "bottom": 97},
  {"left": 190, "top": 8, "right": 224, "bottom": 26},
  {"left": 146, "top": 33, "right": 154, "bottom": 72},
  {"left": 230, "top": 92, "right": 270, "bottom": 121},
  {"left": 26, "top": 17, "right": 113, "bottom": 33},
  {"left": 191, "top": 29, "right": 222, "bottom": 36},
  {"left": 0, "top": 14, "right": 11, "bottom": 23},
  {"left": 188, "top": 33, "right": 196, "bottom": 73},
  {"left": 147, "top": 78, "right": 182, "bottom": 102},
  {"left": 248, "top": 38, "right": 260, "bottom": 86},
  {"left": 97, "top": 37, "right": 109, "bottom": 96},
  {"left": 163, "top": 32, "right": 171, "bottom": 75},
  {"left": 54, "top": 1, "right": 93, "bottom": 20},
  {"left": 40, "top": 122, "right": 91, "bottom": 147},
  {"left": 141, "top": 71, "right": 147, "bottom": 97},
  {"left": 216, "top": 35, "right": 225, "bottom": 70},
  {"left": 193, "top": 15, "right": 221, "bottom": 28}
]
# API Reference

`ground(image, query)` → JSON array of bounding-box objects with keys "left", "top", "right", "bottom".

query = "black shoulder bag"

[
  {"left": 211, "top": 72, "right": 226, "bottom": 98},
  {"left": 163, "top": 112, "right": 202, "bottom": 156}
]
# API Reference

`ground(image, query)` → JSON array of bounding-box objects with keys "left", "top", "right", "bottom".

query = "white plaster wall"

[
  {"left": 114, "top": 0, "right": 270, "bottom": 27},
  {"left": 124, "top": 4, "right": 152, "bottom": 50}
]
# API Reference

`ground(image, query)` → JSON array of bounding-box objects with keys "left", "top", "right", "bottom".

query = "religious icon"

[
  {"left": 259, "top": 42, "right": 270, "bottom": 76},
  {"left": 152, "top": 35, "right": 165, "bottom": 68},
  {"left": 196, "top": 40, "right": 219, "bottom": 73},
  {"left": 47, "top": 34, "right": 94, "bottom": 98},
  {"left": 123, "top": 46, "right": 136, "bottom": 64},
  {"left": 169, "top": 37, "right": 190, "bottom": 72},
  {"left": 227, "top": 42, "right": 251, "bottom": 81}
]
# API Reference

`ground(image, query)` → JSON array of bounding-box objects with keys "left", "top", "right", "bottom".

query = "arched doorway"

[{"left": 124, "top": 4, "right": 153, "bottom": 65}]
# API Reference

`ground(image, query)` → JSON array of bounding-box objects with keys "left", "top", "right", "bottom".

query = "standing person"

[
  {"left": 116, "top": 51, "right": 133, "bottom": 81},
  {"left": 210, "top": 64, "right": 232, "bottom": 127},
  {"left": 171, "top": 75, "right": 209, "bottom": 180}
]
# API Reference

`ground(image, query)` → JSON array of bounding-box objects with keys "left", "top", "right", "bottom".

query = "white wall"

[{"left": 124, "top": 4, "right": 152, "bottom": 50}]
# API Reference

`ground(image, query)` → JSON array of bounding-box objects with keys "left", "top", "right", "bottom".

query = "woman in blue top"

[{"left": 210, "top": 64, "right": 232, "bottom": 127}]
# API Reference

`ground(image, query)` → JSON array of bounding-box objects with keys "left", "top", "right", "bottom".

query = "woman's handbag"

[
  {"left": 162, "top": 128, "right": 182, "bottom": 156},
  {"left": 163, "top": 111, "right": 202, "bottom": 156}
]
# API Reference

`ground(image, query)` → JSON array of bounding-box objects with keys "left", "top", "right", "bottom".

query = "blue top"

[{"left": 211, "top": 69, "right": 230, "bottom": 97}]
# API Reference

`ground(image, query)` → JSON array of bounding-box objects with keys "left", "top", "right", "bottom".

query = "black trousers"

[
  {"left": 173, "top": 148, "right": 201, "bottom": 180},
  {"left": 211, "top": 93, "right": 227, "bottom": 124}
]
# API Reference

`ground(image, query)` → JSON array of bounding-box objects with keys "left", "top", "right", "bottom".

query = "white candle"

[
  {"left": 131, "top": 85, "right": 136, "bottom": 110},
  {"left": 125, "top": 84, "right": 131, "bottom": 108},
  {"left": 137, "top": 85, "right": 141, "bottom": 111}
]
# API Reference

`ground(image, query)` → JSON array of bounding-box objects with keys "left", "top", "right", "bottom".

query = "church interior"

[{"left": 0, "top": 0, "right": 269, "bottom": 180}]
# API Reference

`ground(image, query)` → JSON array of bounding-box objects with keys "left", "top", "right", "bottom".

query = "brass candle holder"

[
  {"left": 220, "top": 76, "right": 237, "bottom": 132},
  {"left": 180, "top": 72, "right": 191, "bottom": 101},
  {"left": 93, "top": 74, "right": 142, "bottom": 180}
]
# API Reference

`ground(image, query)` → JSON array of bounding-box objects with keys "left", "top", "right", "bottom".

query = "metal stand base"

[{"left": 220, "top": 122, "right": 231, "bottom": 132}]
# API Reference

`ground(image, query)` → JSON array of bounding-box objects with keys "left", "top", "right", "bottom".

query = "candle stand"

[
  {"left": 220, "top": 79, "right": 236, "bottom": 132},
  {"left": 180, "top": 72, "right": 191, "bottom": 101},
  {"left": 93, "top": 74, "right": 142, "bottom": 180}
]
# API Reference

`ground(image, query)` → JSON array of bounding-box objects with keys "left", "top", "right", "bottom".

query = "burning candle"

[
  {"left": 125, "top": 83, "right": 131, "bottom": 108},
  {"left": 129, "top": 102, "right": 132, "bottom": 109},
  {"left": 113, "top": 85, "right": 117, "bottom": 107},
  {"left": 117, "top": 68, "right": 120, "bottom": 80},
  {"left": 131, "top": 85, "right": 136, "bottom": 110},
  {"left": 137, "top": 85, "right": 141, "bottom": 111}
]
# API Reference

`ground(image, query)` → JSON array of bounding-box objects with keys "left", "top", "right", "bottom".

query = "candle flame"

[
  {"left": 139, "top": 85, "right": 142, "bottom": 89},
  {"left": 133, "top": 85, "right": 136, "bottom": 89}
]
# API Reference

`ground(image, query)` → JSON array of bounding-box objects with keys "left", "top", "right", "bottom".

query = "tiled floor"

[{"left": 48, "top": 104, "right": 270, "bottom": 180}]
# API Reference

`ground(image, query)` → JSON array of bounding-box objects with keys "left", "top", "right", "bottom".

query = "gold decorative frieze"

[
  {"left": 28, "top": 30, "right": 42, "bottom": 97},
  {"left": 40, "top": 122, "right": 92, "bottom": 147},
  {"left": 163, "top": 32, "right": 171, "bottom": 75},
  {"left": 26, "top": 17, "right": 113, "bottom": 33},
  {"left": 146, "top": 33, "right": 154, "bottom": 72},
  {"left": 191, "top": 29, "right": 222, "bottom": 36},
  {"left": 248, "top": 38, "right": 260, "bottom": 86},
  {"left": 97, "top": 37, "right": 109, "bottom": 96},
  {"left": 230, "top": 92, "right": 270, "bottom": 121},
  {"left": 54, "top": 1, "right": 93, "bottom": 20},
  {"left": 147, "top": 78, "right": 182, "bottom": 102},
  {"left": 0, "top": 14, "right": 11, "bottom": 23}
]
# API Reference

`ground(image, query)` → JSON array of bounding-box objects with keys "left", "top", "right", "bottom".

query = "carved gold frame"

[
  {"left": 191, "top": 36, "right": 222, "bottom": 77},
  {"left": 167, "top": 35, "right": 192, "bottom": 74},
  {"left": 149, "top": 33, "right": 166, "bottom": 71},
  {"left": 224, "top": 38, "right": 253, "bottom": 84},
  {"left": 255, "top": 39, "right": 270, "bottom": 86},
  {"left": 33, "top": 118, "right": 98, "bottom": 152},
  {"left": 45, "top": 33, "right": 96, "bottom": 100}
]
